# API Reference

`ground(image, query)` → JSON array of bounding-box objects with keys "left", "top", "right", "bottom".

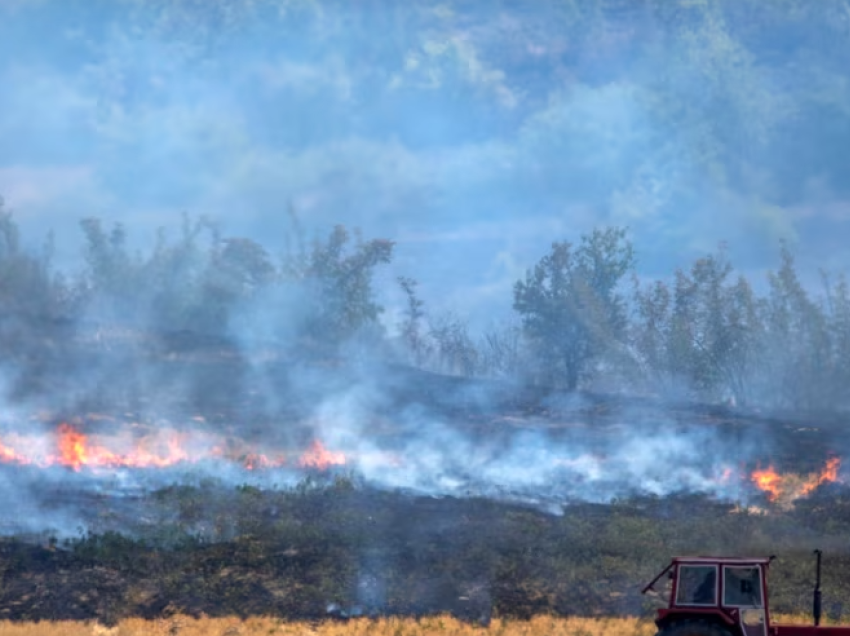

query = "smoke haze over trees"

[
  {"left": 0, "top": 196, "right": 847, "bottom": 413},
  {"left": 1, "top": 0, "right": 850, "bottom": 412}
]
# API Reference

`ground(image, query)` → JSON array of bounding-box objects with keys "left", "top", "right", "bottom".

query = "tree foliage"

[
  {"left": 283, "top": 224, "right": 394, "bottom": 348},
  {"left": 397, "top": 276, "right": 427, "bottom": 366},
  {"left": 0, "top": 201, "right": 71, "bottom": 332},
  {"left": 427, "top": 312, "right": 478, "bottom": 377},
  {"left": 76, "top": 214, "right": 394, "bottom": 352},
  {"left": 760, "top": 242, "right": 833, "bottom": 409},
  {"left": 632, "top": 247, "right": 764, "bottom": 404},
  {"left": 513, "top": 227, "right": 635, "bottom": 390},
  {"left": 1, "top": 197, "right": 850, "bottom": 413},
  {"left": 628, "top": 240, "right": 850, "bottom": 410}
]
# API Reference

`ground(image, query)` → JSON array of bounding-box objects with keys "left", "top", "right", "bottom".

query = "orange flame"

[
  {"left": 0, "top": 424, "right": 344, "bottom": 473},
  {"left": 57, "top": 423, "right": 96, "bottom": 470},
  {"left": 243, "top": 453, "right": 286, "bottom": 471},
  {"left": 715, "top": 466, "right": 735, "bottom": 484},
  {"left": 46, "top": 424, "right": 344, "bottom": 472},
  {"left": 297, "top": 440, "right": 346, "bottom": 470},
  {"left": 0, "top": 419, "right": 842, "bottom": 505},
  {"left": 751, "top": 465, "right": 782, "bottom": 501},
  {"left": 751, "top": 457, "right": 841, "bottom": 503},
  {"left": 54, "top": 423, "right": 191, "bottom": 471},
  {"left": 0, "top": 438, "right": 31, "bottom": 465},
  {"left": 801, "top": 456, "right": 841, "bottom": 496}
]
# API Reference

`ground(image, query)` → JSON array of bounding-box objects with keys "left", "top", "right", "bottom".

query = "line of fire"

[{"left": 0, "top": 421, "right": 841, "bottom": 508}]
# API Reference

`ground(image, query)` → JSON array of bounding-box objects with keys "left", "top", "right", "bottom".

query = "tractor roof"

[
  {"left": 642, "top": 556, "right": 774, "bottom": 594},
  {"left": 672, "top": 556, "right": 773, "bottom": 565}
]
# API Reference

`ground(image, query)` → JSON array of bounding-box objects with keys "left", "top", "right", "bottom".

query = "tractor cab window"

[
  {"left": 724, "top": 566, "right": 763, "bottom": 607},
  {"left": 676, "top": 565, "right": 717, "bottom": 606}
]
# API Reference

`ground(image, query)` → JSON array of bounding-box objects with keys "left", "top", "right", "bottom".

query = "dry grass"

[
  {"left": 773, "top": 613, "right": 850, "bottom": 626},
  {"left": 0, "top": 614, "right": 843, "bottom": 636},
  {"left": 0, "top": 614, "right": 657, "bottom": 636}
]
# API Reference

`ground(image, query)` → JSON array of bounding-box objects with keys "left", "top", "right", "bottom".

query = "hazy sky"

[{"left": 2, "top": 0, "right": 849, "bottom": 331}]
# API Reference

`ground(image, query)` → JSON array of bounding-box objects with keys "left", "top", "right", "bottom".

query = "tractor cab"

[
  {"left": 644, "top": 551, "right": 850, "bottom": 636},
  {"left": 642, "top": 556, "right": 773, "bottom": 636}
]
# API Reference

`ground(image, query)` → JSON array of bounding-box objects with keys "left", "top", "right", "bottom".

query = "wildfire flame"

[
  {"left": 243, "top": 453, "right": 287, "bottom": 471},
  {"left": 751, "top": 457, "right": 841, "bottom": 504},
  {"left": 0, "top": 423, "right": 346, "bottom": 473},
  {"left": 297, "top": 440, "right": 346, "bottom": 470},
  {"left": 0, "top": 420, "right": 842, "bottom": 509},
  {"left": 751, "top": 466, "right": 781, "bottom": 499},
  {"left": 0, "top": 438, "right": 31, "bottom": 465},
  {"left": 55, "top": 423, "right": 191, "bottom": 471}
]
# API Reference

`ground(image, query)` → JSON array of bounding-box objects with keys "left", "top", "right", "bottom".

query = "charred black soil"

[{"left": 0, "top": 484, "right": 849, "bottom": 625}]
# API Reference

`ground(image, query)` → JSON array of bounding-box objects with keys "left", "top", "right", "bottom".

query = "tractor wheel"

[{"left": 656, "top": 621, "right": 734, "bottom": 636}]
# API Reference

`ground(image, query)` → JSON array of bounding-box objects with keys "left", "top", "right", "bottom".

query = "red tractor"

[{"left": 642, "top": 550, "right": 849, "bottom": 636}]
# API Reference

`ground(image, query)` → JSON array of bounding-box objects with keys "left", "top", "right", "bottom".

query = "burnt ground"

[
  {"left": 0, "top": 339, "right": 848, "bottom": 624},
  {"left": 1, "top": 484, "right": 850, "bottom": 625}
]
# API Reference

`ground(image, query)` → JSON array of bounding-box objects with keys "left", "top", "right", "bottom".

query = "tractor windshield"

[
  {"left": 723, "top": 566, "right": 763, "bottom": 607},
  {"left": 676, "top": 565, "right": 717, "bottom": 606}
]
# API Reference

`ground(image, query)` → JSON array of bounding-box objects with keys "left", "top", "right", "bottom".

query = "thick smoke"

[
  {"left": 0, "top": 1, "right": 848, "bottom": 537},
  {"left": 0, "top": 359, "right": 789, "bottom": 540},
  {"left": 3, "top": 1, "right": 850, "bottom": 323}
]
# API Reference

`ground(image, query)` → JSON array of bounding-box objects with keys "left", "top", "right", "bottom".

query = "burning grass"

[
  {"left": 751, "top": 457, "right": 841, "bottom": 505},
  {"left": 0, "top": 417, "right": 840, "bottom": 506},
  {"left": 0, "top": 422, "right": 347, "bottom": 472}
]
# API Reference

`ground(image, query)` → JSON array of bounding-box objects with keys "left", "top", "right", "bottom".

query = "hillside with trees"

[{"left": 0, "top": 196, "right": 847, "bottom": 415}]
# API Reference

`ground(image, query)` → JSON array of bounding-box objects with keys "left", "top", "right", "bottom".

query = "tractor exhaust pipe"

[{"left": 814, "top": 549, "right": 822, "bottom": 626}]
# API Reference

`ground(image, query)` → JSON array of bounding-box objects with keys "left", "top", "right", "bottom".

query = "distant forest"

[
  {"left": 0, "top": 202, "right": 847, "bottom": 414},
  {"left": 3, "top": 0, "right": 850, "bottom": 414}
]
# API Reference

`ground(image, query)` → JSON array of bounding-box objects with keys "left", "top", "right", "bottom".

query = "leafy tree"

[
  {"left": 823, "top": 272, "right": 850, "bottom": 409},
  {"left": 683, "top": 251, "right": 765, "bottom": 404},
  {"left": 428, "top": 311, "right": 478, "bottom": 377},
  {"left": 0, "top": 204, "right": 68, "bottom": 329},
  {"left": 631, "top": 277, "right": 674, "bottom": 392},
  {"left": 284, "top": 224, "right": 394, "bottom": 348},
  {"left": 216, "top": 238, "right": 276, "bottom": 294},
  {"left": 634, "top": 247, "right": 765, "bottom": 405},
  {"left": 718, "top": 274, "right": 763, "bottom": 406},
  {"left": 195, "top": 236, "right": 278, "bottom": 334},
  {"left": 665, "top": 266, "right": 700, "bottom": 396},
  {"left": 0, "top": 199, "right": 76, "bottom": 397},
  {"left": 397, "top": 276, "right": 428, "bottom": 366},
  {"left": 479, "top": 321, "right": 525, "bottom": 380},
  {"left": 145, "top": 214, "right": 218, "bottom": 332},
  {"left": 760, "top": 242, "right": 830, "bottom": 409},
  {"left": 79, "top": 217, "right": 144, "bottom": 325},
  {"left": 513, "top": 227, "right": 635, "bottom": 390}
]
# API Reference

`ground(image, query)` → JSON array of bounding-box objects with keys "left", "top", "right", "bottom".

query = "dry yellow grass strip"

[
  {"left": 0, "top": 614, "right": 841, "bottom": 636},
  {"left": 0, "top": 614, "right": 658, "bottom": 636},
  {"left": 772, "top": 613, "right": 850, "bottom": 626}
]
